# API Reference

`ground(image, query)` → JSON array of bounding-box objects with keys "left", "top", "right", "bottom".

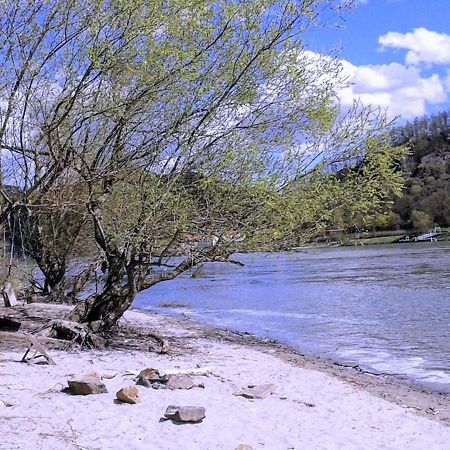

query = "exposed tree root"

[{"left": 49, "top": 320, "right": 102, "bottom": 349}]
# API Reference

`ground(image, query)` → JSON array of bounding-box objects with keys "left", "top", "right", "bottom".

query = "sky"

[{"left": 306, "top": 0, "right": 450, "bottom": 122}]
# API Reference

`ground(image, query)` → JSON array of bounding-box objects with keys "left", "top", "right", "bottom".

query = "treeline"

[{"left": 389, "top": 110, "right": 450, "bottom": 231}]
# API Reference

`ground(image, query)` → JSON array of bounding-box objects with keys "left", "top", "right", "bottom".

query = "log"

[{"left": 0, "top": 316, "right": 21, "bottom": 332}]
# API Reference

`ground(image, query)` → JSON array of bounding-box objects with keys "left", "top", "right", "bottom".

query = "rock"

[
  {"left": 136, "top": 368, "right": 162, "bottom": 387},
  {"left": 67, "top": 375, "right": 108, "bottom": 395},
  {"left": 136, "top": 375, "right": 152, "bottom": 387},
  {"left": 164, "top": 405, "right": 206, "bottom": 423},
  {"left": 140, "top": 368, "right": 161, "bottom": 380},
  {"left": 165, "top": 374, "right": 196, "bottom": 390},
  {"left": 235, "top": 384, "right": 276, "bottom": 399},
  {"left": 116, "top": 386, "right": 142, "bottom": 404},
  {"left": 235, "top": 445, "right": 253, "bottom": 450}
]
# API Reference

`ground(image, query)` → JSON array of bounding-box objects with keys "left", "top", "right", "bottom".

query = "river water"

[{"left": 134, "top": 242, "right": 450, "bottom": 392}]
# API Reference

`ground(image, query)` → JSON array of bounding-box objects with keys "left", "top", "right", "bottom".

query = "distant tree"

[
  {"left": 411, "top": 210, "right": 432, "bottom": 232},
  {"left": 391, "top": 109, "right": 450, "bottom": 229}
]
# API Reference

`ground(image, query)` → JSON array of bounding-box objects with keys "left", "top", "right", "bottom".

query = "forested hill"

[{"left": 390, "top": 110, "right": 450, "bottom": 230}]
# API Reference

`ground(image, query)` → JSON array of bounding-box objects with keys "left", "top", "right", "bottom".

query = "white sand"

[{"left": 1, "top": 308, "right": 449, "bottom": 450}]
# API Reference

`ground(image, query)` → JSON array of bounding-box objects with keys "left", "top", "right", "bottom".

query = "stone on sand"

[
  {"left": 67, "top": 375, "right": 108, "bottom": 395},
  {"left": 165, "top": 374, "right": 198, "bottom": 390},
  {"left": 164, "top": 405, "right": 206, "bottom": 423},
  {"left": 235, "top": 384, "right": 276, "bottom": 399},
  {"left": 116, "top": 386, "right": 143, "bottom": 404}
]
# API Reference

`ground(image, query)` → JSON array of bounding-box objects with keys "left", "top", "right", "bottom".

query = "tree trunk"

[
  {"left": 41, "top": 259, "right": 66, "bottom": 294},
  {"left": 66, "top": 283, "right": 136, "bottom": 332}
]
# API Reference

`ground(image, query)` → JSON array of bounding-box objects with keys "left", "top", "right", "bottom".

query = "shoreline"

[
  {"left": 130, "top": 306, "right": 450, "bottom": 424},
  {"left": 1, "top": 302, "right": 450, "bottom": 449}
]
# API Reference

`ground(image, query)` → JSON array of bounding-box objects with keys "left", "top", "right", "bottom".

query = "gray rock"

[
  {"left": 165, "top": 374, "right": 196, "bottom": 390},
  {"left": 235, "top": 383, "right": 276, "bottom": 399},
  {"left": 67, "top": 376, "right": 107, "bottom": 395},
  {"left": 116, "top": 386, "right": 142, "bottom": 404},
  {"left": 164, "top": 405, "right": 206, "bottom": 423},
  {"left": 136, "top": 375, "right": 152, "bottom": 387}
]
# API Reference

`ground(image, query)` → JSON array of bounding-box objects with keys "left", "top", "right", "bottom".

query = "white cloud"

[
  {"left": 379, "top": 28, "right": 450, "bottom": 65},
  {"left": 338, "top": 60, "right": 447, "bottom": 119},
  {"left": 445, "top": 70, "right": 450, "bottom": 91}
]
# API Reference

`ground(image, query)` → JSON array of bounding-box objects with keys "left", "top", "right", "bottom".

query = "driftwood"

[
  {"left": 1, "top": 282, "right": 19, "bottom": 307},
  {"left": 50, "top": 320, "right": 100, "bottom": 348},
  {"left": 148, "top": 332, "right": 170, "bottom": 354},
  {"left": 0, "top": 316, "right": 21, "bottom": 332},
  {"left": 159, "top": 367, "right": 213, "bottom": 377},
  {"left": 0, "top": 331, "right": 55, "bottom": 365}
]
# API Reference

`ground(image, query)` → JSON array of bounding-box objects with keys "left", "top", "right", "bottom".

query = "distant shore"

[{"left": 1, "top": 302, "right": 449, "bottom": 449}]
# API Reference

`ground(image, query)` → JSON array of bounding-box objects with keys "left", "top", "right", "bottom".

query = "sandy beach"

[{"left": 1, "top": 303, "right": 450, "bottom": 450}]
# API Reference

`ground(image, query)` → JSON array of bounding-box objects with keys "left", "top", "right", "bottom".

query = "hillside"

[{"left": 390, "top": 110, "right": 450, "bottom": 231}]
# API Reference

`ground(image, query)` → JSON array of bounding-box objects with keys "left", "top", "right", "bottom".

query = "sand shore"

[{"left": 1, "top": 303, "right": 450, "bottom": 449}]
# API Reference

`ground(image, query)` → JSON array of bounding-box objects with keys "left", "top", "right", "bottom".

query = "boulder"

[
  {"left": 164, "top": 405, "right": 206, "bottom": 423},
  {"left": 235, "top": 445, "right": 253, "bottom": 450},
  {"left": 235, "top": 384, "right": 276, "bottom": 399},
  {"left": 67, "top": 375, "right": 107, "bottom": 395},
  {"left": 116, "top": 386, "right": 142, "bottom": 404}
]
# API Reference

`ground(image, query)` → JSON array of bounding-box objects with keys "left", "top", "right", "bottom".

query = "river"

[{"left": 133, "top": 242, "right": 450, "bottom": 392}]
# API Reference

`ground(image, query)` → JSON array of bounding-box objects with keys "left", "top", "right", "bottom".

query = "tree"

[
  {"left": 0, "top": 0, "right": 104, "bottom": 290},
  {"left": 0, "top": 0, "right": 404, "bottom": 333},
  {"left": 19, "top": 183, "right": 88, "bottom": 295},
  {"left": 411, "top": 210, "right": 432, "bottom": 232}
]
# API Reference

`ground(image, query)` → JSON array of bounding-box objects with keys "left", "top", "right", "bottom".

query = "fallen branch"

[{"left": 0, "top": 331, "right": 55, "bottom": 365}]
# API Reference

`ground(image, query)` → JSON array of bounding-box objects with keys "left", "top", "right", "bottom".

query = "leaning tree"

[
  {"left": 61, "top": 0, "right": 404, "bottom": 331},
  {"left": 1, "top": 0, "right": 404, "bottom": 332}
]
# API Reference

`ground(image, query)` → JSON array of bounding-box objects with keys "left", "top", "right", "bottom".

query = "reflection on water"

[{"left": 134, "top": 242, "right": 450, "bottom": 392}]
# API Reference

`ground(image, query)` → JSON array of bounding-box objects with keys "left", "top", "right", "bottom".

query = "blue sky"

[{"left": 306, "top": 0, "right": 450, "bottom": 121}]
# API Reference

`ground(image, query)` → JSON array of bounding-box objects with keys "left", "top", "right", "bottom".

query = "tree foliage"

[{"left": 0, "top": 0, "right": 405, "bottom": 330}]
